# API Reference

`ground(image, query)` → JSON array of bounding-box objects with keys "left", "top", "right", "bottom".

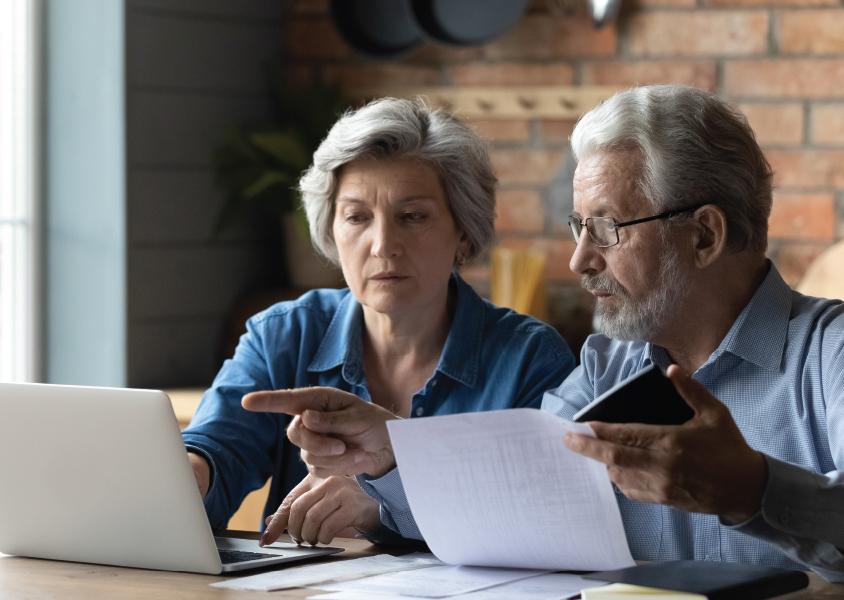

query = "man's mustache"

[{"left": 582, "top": 274, "right": 626, "bottom": 296}]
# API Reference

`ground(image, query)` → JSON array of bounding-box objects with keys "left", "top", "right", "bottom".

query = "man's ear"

[{"left": 691, "top": 204, "right": 728, "bottom": 268}]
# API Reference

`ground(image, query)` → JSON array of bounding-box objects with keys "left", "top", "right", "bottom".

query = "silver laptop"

[{"left": 0, "top": 382, "right": 342, "bottom": 574}]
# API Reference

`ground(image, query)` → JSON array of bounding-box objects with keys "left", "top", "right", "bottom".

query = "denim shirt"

[
  {"left": 182, "top": 273, "right": 575, "bottom": 533},
  {"left": 542, "top": 264, "right": 844, "bottom": 581}
]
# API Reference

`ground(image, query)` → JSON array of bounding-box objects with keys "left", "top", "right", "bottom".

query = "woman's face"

[{"left": 332, "top": 157, "right": 468, "bottom": 318}]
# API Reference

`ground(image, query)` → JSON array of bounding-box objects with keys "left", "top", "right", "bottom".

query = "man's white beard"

[{"left": 584, "top": 245, "right": 688, "bottom": 341}]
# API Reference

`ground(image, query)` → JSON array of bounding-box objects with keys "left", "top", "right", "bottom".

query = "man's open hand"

[{"left": 564, "top": 365, "right": 768, "bottom": 523}]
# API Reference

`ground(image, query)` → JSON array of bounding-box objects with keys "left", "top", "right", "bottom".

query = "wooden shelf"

[{"left": 350, "top": 85, "right": 623, "bottom": 119}]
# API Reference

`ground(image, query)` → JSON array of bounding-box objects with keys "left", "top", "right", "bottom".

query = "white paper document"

[
  {"left": 210, "top": 553, "right": 441, "bottom": 592},
  {"left": 309, "top": 571, "right": 603, "bottom": 600},
  {"left": 387, "top": 408, "right": 635, "bottom": 571},
  {"left": 316, "top": 564, "right": 549, "bottom": 598}
]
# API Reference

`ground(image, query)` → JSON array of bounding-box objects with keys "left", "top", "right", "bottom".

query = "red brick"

[
  {"left": 469, "top": 119, "right": 532, "bottom": 144},
  {"left": 738, "top": 103, "right": 804, "bottom": 146},
  {"left": 541, "top": 120, "right": 577, "bottom": 145},
  {"left": 767, "top": 149, "right": 844, "bottom": 188},
  {"left": 285, "top": 19, "right": 350, "bottom": 60},
  {"left": 491, "top": 149, "right": 565, "bottom": 185},
  {"left": 725, "top": 59, "right": 844, "bottom": 99},
  {"left": 626, "top": 12, "right": 769, "bottom": 57},
  {"left": 777, "top": 10, "right": 844, "bottom": 54},
  {"left": 321, "top": 64, "right": 442, "bottom": 89},
  {"left": 811, "top": 104, "right": 844, "bottom": 145},
  {"left": 772, "top": 241, "right": 830, "bottom": 287},
  {"left": 408, "top": 45, "right": 486, "bottom": 64},
  {"left": 448, "top": 63, "right": 575, "bottom": 86},
  {"left": 581, "top": 60, "right": 717, "bottom": 90},
  {"left": 484, "top": 14, "right": 617, "bottom": 60},
  {"left": 768, "top": 192, "right": 836, "bottom": 241},
  {"left": 705, "top": 0, "right": 837, "bottom": 6},
  {"left": 498, "top": 237, "right": 578, "bottom": 282},
  {"left": 495, "top": 190, "right": 545, "bottom": 234}
]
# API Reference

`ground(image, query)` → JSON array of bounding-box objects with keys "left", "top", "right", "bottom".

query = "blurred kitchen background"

[{"left": 2, "top": 0, "right": 843, "bottom": 391}]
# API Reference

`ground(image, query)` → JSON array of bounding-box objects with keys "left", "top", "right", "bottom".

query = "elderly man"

[
  {"left": 244, "top": 85, "right": 844, "bottom": 581},
  {"left": 541, "top": 85, "right": 844, "bottom": 581}
]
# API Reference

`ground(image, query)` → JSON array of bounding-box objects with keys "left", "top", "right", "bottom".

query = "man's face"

[{"left": 569, "top": 150, "right": 689, "bottom": 341}]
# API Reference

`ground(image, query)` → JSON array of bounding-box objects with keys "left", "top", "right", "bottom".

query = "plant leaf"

[
  {"left": 242, "top": 170, "right": 291, "bottom": 200},
  {"left": 250, "top": 132, "right": 308, "bottom": 169}
]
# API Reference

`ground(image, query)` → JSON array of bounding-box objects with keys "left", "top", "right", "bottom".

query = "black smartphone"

[{"left": 572, "top": 364, "right": 693, "bottom": 426}]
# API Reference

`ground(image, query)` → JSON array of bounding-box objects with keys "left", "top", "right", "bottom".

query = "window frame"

[{"left": 0, "top": 0, "right": 42, "bottom": 382}]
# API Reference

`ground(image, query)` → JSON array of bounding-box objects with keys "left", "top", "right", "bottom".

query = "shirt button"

[{"left": 415, "top": 406, "right": 425, "bottom": 416}]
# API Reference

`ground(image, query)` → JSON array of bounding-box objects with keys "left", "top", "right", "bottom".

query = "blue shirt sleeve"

[
  {"left": 728, "top": 309, "right": 844, "bottom": 582},
  {"left": 181, "top": 314, "right": 284, "bottom": 528}
]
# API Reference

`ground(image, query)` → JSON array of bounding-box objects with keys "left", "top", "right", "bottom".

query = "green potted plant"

[{"left": 212, "top": 82, "right": 349, "bottom": 289}]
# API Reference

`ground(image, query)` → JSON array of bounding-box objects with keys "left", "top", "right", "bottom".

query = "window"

[{"left": 0, "top": 0, "right": 40, "bottom": 382}]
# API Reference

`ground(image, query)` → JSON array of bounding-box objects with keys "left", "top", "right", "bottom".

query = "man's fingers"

[
  {"left": 588, "top": 421, "right": 666, "bottom": 447},
  {"left": 666, "top": 364, "right": 725, "bottom": 418},
  {"left": 287, "top": 417, "right": 346, "bottom": 457},
  {"left": 300, "top": 407, "right": 378, "bottom": 436},
  {"left": 564, "top": 433, "right": 651, "bottom": 469},
  {"left": 300, "top": 449, "right": 368, "bottom": 476},
  {"left": 242, "top": 387, "right": 360, "bottom": 415}
]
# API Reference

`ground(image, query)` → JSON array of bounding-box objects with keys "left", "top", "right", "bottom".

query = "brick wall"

[{"left": 283, "top": 0, "right": 844, "bottom": 347}]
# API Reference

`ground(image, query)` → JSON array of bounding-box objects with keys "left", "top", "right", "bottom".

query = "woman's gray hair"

[
  {"left": 299, "top": 97, "right": 497, "bottom": 264},
  {"left": 571, "top": 85, "right": 773, "bottom": 253}
]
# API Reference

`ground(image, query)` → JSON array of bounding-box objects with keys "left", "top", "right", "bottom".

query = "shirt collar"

[
  {"left": 308, "top": 292, "right": 363, "bottom": 381},
  {"left": 646, "top": 261, "right": 792, "bottom": 373},
  {"left": 307, "top": 273, "right": 484, "bottom": 389},
  {"left": 435, "top": 273, "right": 483, "bottom": 389},
  {"left": 716, "top": 262, "right": 791, "bottom": 372}
]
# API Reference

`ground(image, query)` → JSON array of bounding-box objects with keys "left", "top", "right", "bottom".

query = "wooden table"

[
  {"left": 1, "top": 533, "right": 843, "bottom": 599},
  {"left": 0, "top": 533, "right": 374, "bottom": 599}
]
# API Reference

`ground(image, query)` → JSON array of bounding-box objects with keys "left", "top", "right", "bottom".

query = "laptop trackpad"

[{"left": 214, "top": 536, "right": 343, "bottom": 572}]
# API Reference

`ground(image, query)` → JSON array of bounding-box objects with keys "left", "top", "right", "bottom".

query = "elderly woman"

[{"left": 182, "top": 98, "right": 575, "bottom": 546}]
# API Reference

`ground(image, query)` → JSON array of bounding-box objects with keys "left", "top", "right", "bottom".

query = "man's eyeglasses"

[{"left": 568, "top": 204, "right": 704, "bottom": 248}]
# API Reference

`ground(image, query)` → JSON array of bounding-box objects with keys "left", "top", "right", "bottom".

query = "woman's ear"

[
  {"left": 691, "top": 204, "right": 728, "bottom": 268},
  {"left": 455, "top": 234, "right": 471, "bottom": 266}
]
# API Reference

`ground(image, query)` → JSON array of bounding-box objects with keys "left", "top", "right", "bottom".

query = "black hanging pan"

[
  {"left": 331, "top": 0, "right": 424, "bottom": 58},
  {"left": 410, "top": 0, "right": 532, "bottom": 46}
]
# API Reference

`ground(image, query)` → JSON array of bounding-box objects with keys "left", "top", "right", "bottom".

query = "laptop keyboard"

[{"left": 218, "top": 549, "right": 283, "bottom": 564}]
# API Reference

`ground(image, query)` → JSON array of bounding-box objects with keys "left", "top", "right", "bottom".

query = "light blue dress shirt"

[
  {"left": 543, "top": 264, "right": 844, "bottom": 581},
  {"left": 182, "top": 273, "right": 576, "bottom": 534}
]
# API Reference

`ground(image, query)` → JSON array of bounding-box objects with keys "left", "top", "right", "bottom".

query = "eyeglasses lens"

[{"left": 590, "top": 218, "right": 617, "bottom": 247}]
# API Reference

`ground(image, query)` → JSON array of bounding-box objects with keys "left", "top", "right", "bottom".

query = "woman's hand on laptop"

[
  {"left": 242, "top": 387, "right": 398, "bottom": 478},
  {"left": 259, "top": 474, "right": 379, "bottom": 547}
]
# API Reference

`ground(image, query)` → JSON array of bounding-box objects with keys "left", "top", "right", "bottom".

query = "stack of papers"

[
  {"left": 215, "top": 408, "right": 634, "bottom": 598},
  {"left": 210, "top": 554, "right": 441, "bottom": 592},
  {"left": 311, "top": 570, "right": 604, "bottom": 599},
  {"left": 387, "top": 408, "right": 635, "bottom": 571}
]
